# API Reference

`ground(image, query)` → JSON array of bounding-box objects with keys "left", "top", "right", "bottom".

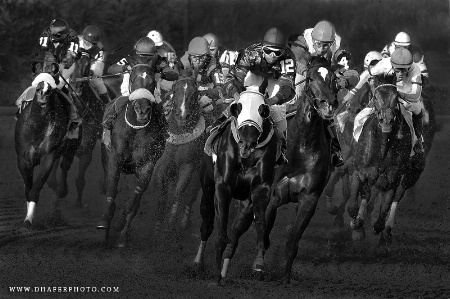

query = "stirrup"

[
  {"left": 332, "top": 153, "right": 344, "bottom": 167},
  {"left": 276, "top": 152, "right": 288, "bottom": 165}
]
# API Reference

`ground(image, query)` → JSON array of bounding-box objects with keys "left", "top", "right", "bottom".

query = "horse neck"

[
  {"left": 167, "top": 108, "right": 201, "bottom": 135},
  {"left": 289, "top": 93, "right": 326, "bottom": 147}
]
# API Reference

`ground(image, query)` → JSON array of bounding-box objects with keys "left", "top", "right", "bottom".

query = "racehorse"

[
  {"left": 96, "top": 64, "right": 167, "bottom": 247},
  {"left": 47, "top": 51, "right": 115, "bottom": 208},
  {"left": 15, "top": 51, "right": 79, "bottom": 231},
  {"left": 345, "top": 74, "right": 414, "bottom": 244},
  {"left": 151, "top": 74, "right": 209, "bottom": 232},
  {"left": 324, "top": 83, "right": 372, "bottom": 227},
  {"left": 194, "top": 85, "right": 278, "bottom": 285},
  {"left": 261, "top": 56, "right": 338, "bottom": 283}
]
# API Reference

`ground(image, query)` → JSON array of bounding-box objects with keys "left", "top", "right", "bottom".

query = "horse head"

[
  {"left": 370, "top": 74, "right": 398, "bottom": 133},
  {"left": 304, "top": 57, "right": 337, "bottom": 118},
  {"left": 129, "top": 64, "right": 156, "bottom": 94},
  {"left": 31, "top": 72, "right": 58, "bottom": 106},
  {"left": 127, "top": 88, "right": 156, "bottom": 126},
  {"left": 230, "top": 87, "right": 271, "bottom": 158},
  {"left": 170, "top": 76, "right": 200, "bottom": 128},
  {"left": 31, "top": 51, "right": 60, "bottom": 78}
]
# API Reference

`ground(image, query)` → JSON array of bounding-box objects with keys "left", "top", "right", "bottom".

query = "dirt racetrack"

[{"left": 0, "top": 106, "right": 449, "bottom": 299}]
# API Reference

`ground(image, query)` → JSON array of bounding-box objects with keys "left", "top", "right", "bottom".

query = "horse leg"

[
  {"left": 46, "top": 158, "right": 60, "bottom": 192},
  {"left": 220, "top": 200, "right": 254, "bottom": 279},
  {"left": 75, "top": 152, "right": 93, "bottom": 208},
  {"left": 56, "top": 146, "right": 77, "bottom": 200},
  {"left": 211, "top": 178, "right": 232, "bottom": 286},
  {"left": 250, "top": 185, "right": 271, "bottom": 273},
  {"left": 324, "top": 168, "right": 343, "bottom": 215},
  {"left": 282, "top": 191, "right": 320, "bottom": 284},
  {"left": 351, "top": 182, "right": 371, "bottom": 241},
  {"left": 174, "top": 163, "right": 200, "bottom": 230},
  {"left": 194, "top": 158, "right": 215, "bottom": 272},
  {"left": 17, "top": 158, "right": 34, "bottom": 230},
  {"left": 96, "top": 151, "right": 121, "bottom": 240},
  {"left": 25, "top": 154, "right": 58, "bottom": 229},
  {"left": 373, "top": 189, "right": 395, "bottom": 236},
  {"left": 347, "top": 172, "right": 361, "bottom": 220},
  {"left": 379, "top": 189, "right": 397, "bottom": 246},
  {"left": 116, "top": 163, "right": 154, "bottom": 248},
  {"left": 152, "top": 156, "right": 171, "bottom": 235}
]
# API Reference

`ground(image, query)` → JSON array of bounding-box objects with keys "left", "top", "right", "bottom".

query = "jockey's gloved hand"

[
  {"left": 342, "top": 90, "right": 355, "bottom": 105},
  {"left": 122, "top": 65, "right": 131, "bottom": 72}
]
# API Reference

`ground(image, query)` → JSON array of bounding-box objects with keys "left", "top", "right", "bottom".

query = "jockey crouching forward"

[
  {"left": 343, "top": 48, "right": 425, "bottom": 154},
  {"left": 176, "top": 36, "right": 225, "bottom": 118},
  {"left": 147, "top": 30, "right": 184, "bottom": 97},
  {"left": 78, "top": 25, "right": 111, "bottom": 104},
  {"left": 209, "top": 27, "right": 296, "bottom": 165},
  {"left": 288, "top": 20, "right": 360, "bottom": 167},
  {"left": 16, "top": 18, "right": 82, "bottom": 131}
]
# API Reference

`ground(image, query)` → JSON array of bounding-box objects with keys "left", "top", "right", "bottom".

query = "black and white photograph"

[{"left": 0, "top": 0, "right": 449, "bottom": 298}]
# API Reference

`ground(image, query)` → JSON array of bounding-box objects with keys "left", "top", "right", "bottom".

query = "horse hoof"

[
  {"left": 352, "top": 227, "right": 366, "bottom": 241},
  {"left": 193, "top": 262, "right": 204, "bottom": 273},
  {"left": 207, "top": 281, "right": 219, "bottom": 288},
  {"left": 96, "top": 220, "right": 110, "bottom": 230},
  {"left": 252, "top": 258, "right": 265, "bottom": 272},
  {"left": 19, "top": 220, "right": 32, "bottom": 233}
]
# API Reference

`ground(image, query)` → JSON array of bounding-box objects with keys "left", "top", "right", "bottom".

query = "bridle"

[
  {"left": 128, "top": 63, "right": 154, "bottom": 93},
  {"left": 303, "top": 63, "right": 336, "bottom": 119}
]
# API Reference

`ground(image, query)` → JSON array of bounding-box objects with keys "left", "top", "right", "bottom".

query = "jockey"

[
  {"left": 78, "top": 25, "right": 111, "bottom": 104},
  {"left": 211, "top": 27, "right": 296, "bottom": 165},
  {"left": 16, "top": 18, "right": 81, "bottom": 127},
  {"left": 288, "top": 20, "right": 359, "bottom": 167},
  {"left": 179, "top": 36, "right": 225, "bottom": 99},
  {"left": 203, "top": 32, "right": 238, "bottom": 77},
  {"left": 203, "top": 33, "right": 221, "bottom": 63},
  {"left": 147, "top": 30, "right": 183, "bottom": 97},
  {"left": 107, "top": 36, "right": 179, "bottom": 97},
  {"left": 381, "top": 32, "right": 429, "bottom": 86},
  {"left": 344, "top": 48, "right": 425, "bottom": 154}
]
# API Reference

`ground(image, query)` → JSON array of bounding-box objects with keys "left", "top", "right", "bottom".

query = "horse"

[
  {"left": 151, "top": 74, "right": 210, "bottom": 233},
  {"left": 252, "top": 56, "right": 338, "bottom": 283},
  {"left": 96, "top": 64, "right": 167, "bottom": 247},
  {"left": 344, "top": 74, "right": 415, "bottom": 245},
  {"left": 324, "top": 83, "right": 372, "bottom": 227},
  {"left": 46, "top": 51, "right": 116, "bottom": 208},
  {"left": 193, "top": 84, "right": 279, "bottom": 285},
  {"left": 14, "top": 51, "right": 79, "bottom": 231}
]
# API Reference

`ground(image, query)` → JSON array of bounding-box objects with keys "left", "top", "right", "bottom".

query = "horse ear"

[
  {"left": 230, "top": 102, "right": 242, "bottom": 117},
  {"left": 258, "top": 104, "right": 271, "bottom": 119}
]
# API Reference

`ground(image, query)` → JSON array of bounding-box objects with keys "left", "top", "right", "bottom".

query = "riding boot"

[
  {"left": 276, "top": 130, "right": 288, "bottom": 165},
  {"left": 99, "top": 93, "right": 111, "bottom": 105},
  {"left": 412, "top": 111, "right": 425, "bottom": 154},
  {"left": 325, "top": 119, "right": 345, "bottom": 167}
]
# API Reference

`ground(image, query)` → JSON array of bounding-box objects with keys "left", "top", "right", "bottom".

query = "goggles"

[
  {"left": 262, "top": 46, "right": 284, "bottom": 57},
  {"left": 393, "top": 67, "right": 410, "bottom": 74},
  {"left": 313, "top": 40, "right": 333, "bottom": 49}
]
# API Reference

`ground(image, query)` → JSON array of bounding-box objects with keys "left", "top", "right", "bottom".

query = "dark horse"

[
  {"left": 15, "top": 51, "right": 79, "bottom": 230},
  {"left": 345, "top": 74, "right": 412, "bottom": 243},
  {"left": 324, "top": 83, "right": 372, "bottom": 227},
  {"left": 193, "top": 86, "right": 278, "bottom": 285},
  {"left": 347, "top": 75, "right": 435, "bottom": 246},
  {"left": 151, "top": 74, "right": 209, "bottom": 232},
  {"left": 260, "top": 56, "right": 338, "bottom": 283},
  {"left": 96, "top": 64, "right": 167, "bottom": 247},
  {"left": 47, "top": 51, "right": 116, "bottom": 207}
]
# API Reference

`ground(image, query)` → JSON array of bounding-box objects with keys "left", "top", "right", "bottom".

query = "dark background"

[{"left": 1, "top": 0, "right": 449, "bottom": 112}]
